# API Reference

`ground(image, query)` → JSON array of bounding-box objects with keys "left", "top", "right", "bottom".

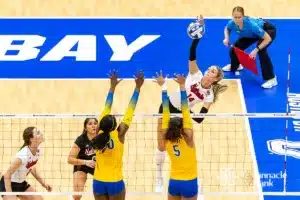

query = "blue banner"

[
  {"left": 0, "top": 18, "right": 236, "bottom": 78},
  {"left": 0, "top": 18, "right": 296, "bottom": 79}
]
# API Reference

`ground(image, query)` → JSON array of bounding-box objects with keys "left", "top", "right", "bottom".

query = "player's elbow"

[
  {"left": 193, "top": 118, "right": 204, "bottom": 124},
  {"left": 263, "top": 32, "right": 272, "bottom": 43},
  {"left": 3, "top": 171, "right": 11, "bottom": 179},
  {"left": 67, "top": 156, "right": 73, "bottom": 165}
]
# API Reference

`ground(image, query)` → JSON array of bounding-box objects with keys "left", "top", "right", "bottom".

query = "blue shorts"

[
  {"left": 93, "top": 179, "right": 125, "bottom": 196},
  {"left": 168, "top": 178, "right": 198, "bottom": 198}
]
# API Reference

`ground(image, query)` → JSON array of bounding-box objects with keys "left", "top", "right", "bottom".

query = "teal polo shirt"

[{"left": 226, "top": 17, "right": 266, "bottom": 39}]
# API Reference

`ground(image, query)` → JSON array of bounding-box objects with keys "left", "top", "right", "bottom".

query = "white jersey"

[
  {"left": 169, "top": 71, "right": 214, "bottom": 110},
  {"left": 11, "top": 146, "right": 41, "bottom": 183}
]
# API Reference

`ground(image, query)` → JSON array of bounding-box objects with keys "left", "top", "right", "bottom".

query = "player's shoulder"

[
  {"left": 15, "top": 146, "right": 30, "bottom": 163},
  {"left": 245, "top": 16, "right": 263, "bottom": 26},
  {"left": 74, "top": 134, "right": 88, "bottom": 147},
  {"left": 187, "top": 71, "right": 203, "bottom": 82},
  {"left": 226, "top": 19, "right": 235, "bottom": 29},
  {"left": 110, "top": 129, "right": 120, "bottom": 142},
  {"left": 16, "top": 146, "right": 29, "bottom": 155}
]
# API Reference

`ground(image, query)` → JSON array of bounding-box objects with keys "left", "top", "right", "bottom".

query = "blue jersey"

[{"left": 226, "top": 17, "right": 266, "bottom": 39}]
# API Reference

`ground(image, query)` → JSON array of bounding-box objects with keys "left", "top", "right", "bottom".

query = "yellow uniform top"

[
  {"left": 162, "top": 89, "right": 197, "bottom": 181},
  {"left": 166, "top": 138, "right": 197, "bottom": 180},
  {"left": 93, "top": 130, "right": 124, "bottom": 182},
  {"left": 93, "top": 88, "right": 140, "bottom": 182}
]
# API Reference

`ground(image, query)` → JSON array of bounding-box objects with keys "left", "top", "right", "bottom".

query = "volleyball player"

[
  {"left": 0, "top": 127, "right": 52, "bottom": 200},
  {"left": 68, "top": 118, "right": 98, "bottom": 200},
  {"left": 154, "top": 72, "right": 199, "bottom": 199},
  {"left": 92, "top": 70, "right": 144, "bottom": 200},
  {"left": 155, "top": 15, "right": 228, "bottom": 192},
  {"left": 222, "top": 6, "right": 277, "bottom": 88}
]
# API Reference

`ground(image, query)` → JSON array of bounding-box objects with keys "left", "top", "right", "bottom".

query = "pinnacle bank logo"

[
  {"left": 0, "top": 34, "right": 160, "bottom": 61},
  {"left": 260, "top": 170, "right": 286, "bottom": 188}
]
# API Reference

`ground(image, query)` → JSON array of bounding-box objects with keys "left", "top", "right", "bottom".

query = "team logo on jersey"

[
  {"left": 85, "top": 145, "right": 95, "bottom": 156},
  {"left": 26, "top": 159, "right": 38, "bottom": 169},
  {"left": 188, "top": 83, "right": 204, "bottom": 102}
]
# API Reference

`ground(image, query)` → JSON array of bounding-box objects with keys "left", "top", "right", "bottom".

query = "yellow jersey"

[
  {"left": 166, "top": 138, "right": 197, "bottom": 180},
  {"left": 93, "top": 130, "right": 124, "bottom": 182},
  {"left": 162, "top": 89, "right": 197, "bottom": 181},
  {"left": 94, "top": 88, "right": 139, "bottom": 182}
]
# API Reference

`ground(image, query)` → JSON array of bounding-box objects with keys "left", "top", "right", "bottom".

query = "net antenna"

[{"left": 283, "top": 47, "right": 292, "bottom": 192}]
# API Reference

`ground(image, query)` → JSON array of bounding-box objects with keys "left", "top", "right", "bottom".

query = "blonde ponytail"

[
  {"left": 210, "top": 66, "right": 228, "bottom": 103},
  {"left": 212, "top": 83, "right": 228, "bottom": 103}
]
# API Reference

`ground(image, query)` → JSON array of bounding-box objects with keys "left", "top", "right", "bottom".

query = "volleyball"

[{"left": 187, "top": 21, "right": 205, "bottom": 39}]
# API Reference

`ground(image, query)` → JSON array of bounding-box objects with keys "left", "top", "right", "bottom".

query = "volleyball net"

[{"left": 0, "top": 113, "right": 299, "bottom": 199}]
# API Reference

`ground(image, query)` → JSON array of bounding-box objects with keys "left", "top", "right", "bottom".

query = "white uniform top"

[
  {"left": 169, "top": 71, "right": 214, "bottom": 110},
  {"left": 11, "top": 146, "right": 41, "bottom": 183}
]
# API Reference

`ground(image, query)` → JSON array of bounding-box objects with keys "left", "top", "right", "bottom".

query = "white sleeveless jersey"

[
  {"left": 11, "top": 146, "right": 41, "bottom": 183},
  {"left": 169, "top": 71, "right": 214, "bottom": 110}
]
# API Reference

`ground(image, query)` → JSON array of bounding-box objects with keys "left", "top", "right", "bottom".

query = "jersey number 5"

[
  {"left": 107, "top": 139, "right": 114, "bottom": 149},
  {"left": 173, "top": 145, "right": 180, "bottom": 157}
]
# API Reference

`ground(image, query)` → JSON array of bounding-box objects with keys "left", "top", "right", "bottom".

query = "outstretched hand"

[
  {"left": 153, "top": 70, "right": 168, "bottom": 87},
  {"left": 173, "top": 73, "right": 186, "bottom": 87},
  {"left": 134, "top": 70, "right": 145, "bottom": 89},
  {"left": 109, "top": 69, "right": 122, "bottom": 89}
]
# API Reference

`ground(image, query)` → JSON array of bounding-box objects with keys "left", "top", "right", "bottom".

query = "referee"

[{"left": 222, "top": 6, "right": 277, "bottom": 89}]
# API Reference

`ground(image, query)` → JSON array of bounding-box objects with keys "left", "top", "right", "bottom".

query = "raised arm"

[
  {"left": 161, "top": 89, "right": 170, "bottom": 133},
  {"left": 180, "top": 89, "right": 193, "bottom": 136},
  {"left": 118, "top": 71, "right": 144, "bottom": 142},
  {"left": 98, "top": 70, "right": 122, "bottom": 123},
  {"left": 189, "top": 15, "right": 204, "bottom": 75},
  {"left": 153, "top": 71, "right": 170, "bottom": 133},
  {"left": 174, "top": 74, "right": 193, "bottom": 140}
]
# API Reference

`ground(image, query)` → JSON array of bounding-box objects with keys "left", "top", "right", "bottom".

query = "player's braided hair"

[{"left": 92, "top": 115, "right": 117, "bottom": 152}]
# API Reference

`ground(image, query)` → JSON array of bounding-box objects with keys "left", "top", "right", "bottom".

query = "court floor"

[{"left": 0, "top": 79, "right": 260, "bottom": 200}]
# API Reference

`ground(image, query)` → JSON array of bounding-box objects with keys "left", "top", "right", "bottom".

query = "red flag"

[{"left": 233, "top": 47, "right": 259, "bottom": 75}]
